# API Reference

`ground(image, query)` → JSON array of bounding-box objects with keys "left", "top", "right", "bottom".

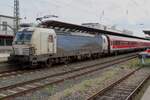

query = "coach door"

[{"left": 102, "top": 35, "right": 108, "bottom": 53}]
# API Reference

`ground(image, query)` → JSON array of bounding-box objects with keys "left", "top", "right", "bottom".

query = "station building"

[
  {"left": 82, "top": 23, "right": 133, "bottom": 36},
  {"left": 0, "top": 15, "right": 14, "bottom": 47}
]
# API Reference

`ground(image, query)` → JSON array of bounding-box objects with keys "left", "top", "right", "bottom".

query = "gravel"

[
  {"left": 95, "top": 67, "right": 150, "bottom": 100},
  {"left": 13, "top": 58, "right": 139, "bottom": 100},
  {"left": 0, "top": 53, "right": 134, "bottom": 89}
]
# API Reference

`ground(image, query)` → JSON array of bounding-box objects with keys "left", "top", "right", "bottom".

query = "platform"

[
  {"left": 0, "top": 46, "right": 12, "bottom": 52},
  {"left": 141, "top": 86, "right": 150, "bottom": 100}
]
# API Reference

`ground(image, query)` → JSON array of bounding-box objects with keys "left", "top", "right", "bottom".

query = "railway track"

[
  {"left": 86, "top": 67, "right": 150, "bottom": 100},
  {"left": 0, "top": 52, "right": 137, "bottom": 79},
  {"left": 0, "top": 54, "right": 137, "bottom": 99},
  {"left": 125, "top": 75, "right": 150, "bottom": 100},
  {"left": 0, "top": 63, "right": 23, "bottom": 77},
  {"left": 0, "top": 68, "right": 46, "bottom": 79}
]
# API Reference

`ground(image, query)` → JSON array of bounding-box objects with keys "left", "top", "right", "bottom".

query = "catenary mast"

[{"left": 14, "top": 0, "right": 20, "bottom": 35}]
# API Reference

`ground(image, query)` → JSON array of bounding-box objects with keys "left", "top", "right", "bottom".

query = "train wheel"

[
  {"left": 91, "top": 54, "right": 97, "bottom": 59},
  {"left": 115, "top": 52, "right": 118, "bottom": 56},
  {"left": 45, "top": 59, "right": 52, "bottom": 67},
  {"left": 64, "top": 57, "right": 70, "bottom": 65},
  {"left": 29, "top": 61, "right": 38, "bottom": 69}
]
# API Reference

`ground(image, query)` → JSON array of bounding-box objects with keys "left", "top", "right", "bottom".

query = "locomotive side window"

[{"left": 48, "top": 35, "right": 53, "bottom": 42}]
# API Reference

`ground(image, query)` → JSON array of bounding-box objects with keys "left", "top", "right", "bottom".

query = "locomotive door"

[
  {"left": 48, "top": 35, "right": 54, "bottom": 53},
  {"left": 102, "top": 35, "right": 108, "bottom": 53}
]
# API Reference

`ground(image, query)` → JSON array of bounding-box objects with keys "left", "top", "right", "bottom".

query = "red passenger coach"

[{"left": 107, "top": 35, "right": 150, "bottom": 53}]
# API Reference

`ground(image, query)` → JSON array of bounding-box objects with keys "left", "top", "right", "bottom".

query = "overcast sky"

[{"left": 0, "top": 0, "right": 150, "bottom": 37}]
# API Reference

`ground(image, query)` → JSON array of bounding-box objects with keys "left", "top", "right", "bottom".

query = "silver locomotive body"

[{"left": 54, "top": 32, "right": 106, "bottom": 57}]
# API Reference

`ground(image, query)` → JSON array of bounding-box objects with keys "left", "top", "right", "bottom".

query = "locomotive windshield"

[{"left": 14, "top": 31, "right": 32, "bottom": 44}]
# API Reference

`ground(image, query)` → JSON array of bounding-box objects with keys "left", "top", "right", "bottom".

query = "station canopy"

[
  {"left": 143, "top": 30, "right": 150, "bottom": 35},
  {"left": 41, "top": 20, "right": 149, "bottom": 40}
]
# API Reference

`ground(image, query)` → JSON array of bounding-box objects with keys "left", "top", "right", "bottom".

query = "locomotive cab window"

[{"left": 14, "top": 31, "right": 33, "bottom": 44}]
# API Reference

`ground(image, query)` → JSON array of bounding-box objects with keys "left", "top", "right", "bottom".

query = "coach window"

[
  {"left": 115, "top": 41, "right": 117, "bottom": 45},
  {"left": 117, "top": 41, "right": 120, "bottom": 45},
  {"left": 0, "top": 38, "right": 4, "bottom": 46},
  {"left": 113, "top": 41, "right": 115, "bottom": 45},
  {"left": 118, "top": 41, "right": 119, "bottom": 45},
  {"left": 6, "top": 38, "right": 12, "bottom": 46},
  {"left": 128, "top": 42, "right": 130, "bottom": 45},
  {"left": 113, "top": 41, "right": 116, "bottom": 45},
  {"left": 111, "top": 41, "right": 113, "bottom": 45},
  {"left": 116, "top": 41, "right": 118, "bottom": 45},
  {"left": 120, "top": 41, "right": 122, "bottom": 45},
  {"left": 124, "top": 41, "right": 127, "bottom": 45}
]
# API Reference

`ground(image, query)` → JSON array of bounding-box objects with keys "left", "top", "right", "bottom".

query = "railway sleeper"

[
  {"left": 98, "top": 96, "right": 115, "bottom": 100},
  {"left": 99, "top": 95, "right": 127, "bottom": 100},
  {"left": 104, "top": 93, "right": 128, "bottom": 99},
  {"left": 114, "top": 88, "right": 134, "bottom": 92},
  {"left": 104, "top": 91, "right": 129, "bottom": 96}
]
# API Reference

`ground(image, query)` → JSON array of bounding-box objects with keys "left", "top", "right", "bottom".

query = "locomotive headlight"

[
  {"left": 11, "top": 47, "right": 15, "bottom": 55},
  {"left": 29, "top": 47, "right": 35, "bottom": 55}
]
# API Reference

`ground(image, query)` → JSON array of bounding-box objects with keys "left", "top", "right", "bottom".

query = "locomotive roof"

[{"left": 41, "top": 20, "right": 150, "bottom": 41}]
